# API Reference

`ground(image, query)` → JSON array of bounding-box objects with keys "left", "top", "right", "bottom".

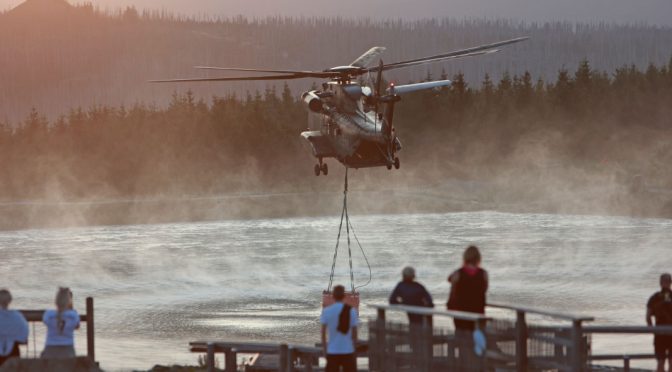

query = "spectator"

[
  {"left": 0, "top": 289, "right": 29, "bottom": 367},
  {"left": 42, "top": 287, "right": 80, "bottom": 359},
  {"left": 647, "top": 273, "right": 672, "bottom": 372},
  {"left": 389, "top": 266, "right": 434, "bottom": 324},
  {"left": 447, "top": 245, "right": 488, "bottom": 331},
  {"left": 320, "top": 285, "right": 358, "bottom": 372}
]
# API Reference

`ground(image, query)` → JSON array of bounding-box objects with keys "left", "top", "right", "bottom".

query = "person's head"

[
  {"left": 660, "top": 273, "right": 671, "bottom": 290},
  {"left": 332, "top": 285, "right": 345, "bottom": 302},
  {"left": 55, "top": 287, "right": 73, "bottom": 311},
  {"left": 463, "top": 245, "right": 481, "bottom": 266},
  {"left": 402, "top": 266, "right": 416, "bottom": 282},
  {"left": 0, "top": 289, "right": 12, "bottom": 310}
]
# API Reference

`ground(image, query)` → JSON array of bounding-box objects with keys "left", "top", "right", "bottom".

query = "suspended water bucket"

[{"left": 322, "top": 290, "right": 360, "bottom": 311}]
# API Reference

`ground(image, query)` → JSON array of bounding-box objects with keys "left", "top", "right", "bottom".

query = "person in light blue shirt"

[
  {"left": 320, "top": 285, "right": 358, "bottom": 372},
  {"left": 41, "top": 287, "right": 80, "bottom": 359},
  {"left": 0, "top": 289, "right": 28, "bottom": 367}
]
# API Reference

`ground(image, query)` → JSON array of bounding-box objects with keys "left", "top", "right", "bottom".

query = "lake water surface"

[{"left": 1, "top": 211, "right": 670, "bottom": 370}]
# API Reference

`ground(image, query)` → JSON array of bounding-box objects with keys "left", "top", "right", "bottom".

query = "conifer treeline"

[
  {"left": 1, "top": 59, "right": 671, "bottom": 202},
  {"left": 2, "top": 0, "right": 672, "bottom": 121}
]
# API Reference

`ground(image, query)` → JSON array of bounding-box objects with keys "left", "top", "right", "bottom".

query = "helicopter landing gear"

[
  {"left": 315, "top": 159, "right": 328, "bottom": 176},
  {"left": 394, "top": 157, "right": 400, "bottom": 169},
  {"left": 386, "top": 163, "right": 392, "bottom": 170}
]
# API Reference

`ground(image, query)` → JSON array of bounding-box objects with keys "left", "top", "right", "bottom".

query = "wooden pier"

[{"left": 191, "top": 301, "right": 672, "bottom": 372}]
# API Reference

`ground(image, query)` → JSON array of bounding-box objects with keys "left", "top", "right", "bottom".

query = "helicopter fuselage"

[{"left": 301, "top": 81, "right": 401, "bottom": 173}]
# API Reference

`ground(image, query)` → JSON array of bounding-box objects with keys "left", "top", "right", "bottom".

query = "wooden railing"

[
  {"left": 369, "top": 304, "right": 491, "bottom": 372},
  {"left": 369, "top": 303, "right": 597, "bottom": 372},
  {"left": 18, "top": 297, "right": 95, "bottom": 362},
  {"left": 190, "top": 341, "right": 323, "bottom": 372},
  {"left": 583, "top": 325, "right": 672, "bottom": 371},
  {"left": 190, "top": 302, "right": 672, "bottom": 372},
  {"left": 487, "top": 301, "right": 594, "bottom": 372}
]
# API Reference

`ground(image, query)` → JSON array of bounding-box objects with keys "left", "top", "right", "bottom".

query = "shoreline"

[{"left": 1, "top": 184, "right": 670, "bottom": 231}]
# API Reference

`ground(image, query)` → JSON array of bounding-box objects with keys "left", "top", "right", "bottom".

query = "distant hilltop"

[{"left": 8, "top": 0, "right": 73, "bottom": 17}]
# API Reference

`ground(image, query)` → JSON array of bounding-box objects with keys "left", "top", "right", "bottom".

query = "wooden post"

[
  {"left": 279, "top": 343, "right": 289, "bottom": 372},
  {"left": 376, "top": 308, "right": 386, "bottom": 371},
  {"left": 623, "top": 355, "right": 630, "bottom": 372},
  {"left": 554, "top": 330, "right": 563, "bottom": 361},
  {"left": 421, "top": 315, "right": 433, "bottom": 372},
  {"left": 288, "top": 347, "right": 296, "bottom": 372},
  {"left": 206, "top": 343, "right": 215, "bottom": 372},
  {"left": 224, "top": 347, "right": 236, "bottom": 372},
  {"left": 570, "top": 320, "right": 584, "bottom": 372},
  {"left": 477, "top": 319, "right": 488, "bottom": 372},
  {"left": 86, "top": 297, "right": 95, "bottom": 362},
  {"left": 515, "top": 310, "right": 528, "bottom": 372},
  {"left": 305, "top": 354, "right": 314, "bottom": 372}
]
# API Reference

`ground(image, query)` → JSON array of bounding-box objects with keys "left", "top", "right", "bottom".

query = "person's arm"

[
  {"left": 448, "top": 270, "right": 459, "bottom": 284},
  {"left": 447, "top": 272, "right": 458, "bottom": 309},
  {"left": 71, "top": 310, "right": 81, "bottom": 330},
  {"left": 389, "top": 284, "right": 400, "bottom": 304},
  {"left": 321, "top": 324, "right": 327, "bottom": 356},
  {"left": 423, "top": 287, "right": 434, "bottom": 308},
  {"left": 647, "top": 307, "right": 654, "bottom": 326},
  {"left": 647, "top": 295, "right": 655, "bottom": 326},
  {"left": 483, "top": 270, "right": 489, "bottom": 292}
]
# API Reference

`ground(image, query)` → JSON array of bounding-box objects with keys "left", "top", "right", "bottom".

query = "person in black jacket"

[
  {"left": 389, "top": 266, "right": 433, "bottom": 359},
  {"left": 389, "top": 266, "right": 434, "bottom": 324},
  {"left": 647, "top": 273, "right": 672, "bottom": 372}
]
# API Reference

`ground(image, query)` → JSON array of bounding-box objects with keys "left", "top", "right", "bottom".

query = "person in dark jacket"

[
  {"left": 389, "top": 266, "right": 434, "bottom": 324},
  {"left": 447, "top": 245, "right": 488, "bottom": 330},
  {"left": 647, "top": 273, "right": 672, "bottom": 372},
  {"left": 447, "top": 245, "right": 489, "bottom": 366}
]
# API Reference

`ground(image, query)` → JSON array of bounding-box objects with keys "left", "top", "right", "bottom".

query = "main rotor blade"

[
  {"left": 380, "top": 49, "right": 500, "bottom": 71},
  {"left": 194, "top": 66, "right": 337, "bottom": 78},
  {"left": 350, "top": 46, "right": 386, "bottom": 68},
  {"left": 367, "top": 36, "right": 529, "bottom": 73},
  {"left": 148, "top": 73, "right": 314, "bottom": 83}
]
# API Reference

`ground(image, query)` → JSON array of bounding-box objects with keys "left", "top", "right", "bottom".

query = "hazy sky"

[{"left": 2, "top": 0, "right": 672, "bottom": 26}]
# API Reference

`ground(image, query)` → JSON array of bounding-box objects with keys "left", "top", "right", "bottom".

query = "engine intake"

[{"left": 302, "top": 91, "right": 323, "bottom": 113}]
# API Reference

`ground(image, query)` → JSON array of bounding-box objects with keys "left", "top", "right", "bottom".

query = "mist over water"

[{"left": 1, "top": 211, "right": 670, "bottom": 370}]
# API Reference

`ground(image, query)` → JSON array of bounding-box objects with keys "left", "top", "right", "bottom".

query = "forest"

[
  {"left": 2, "top": 0, "right": 672, "bottom": 228},
  {"left": 2, "top": 0, "right": 672, "bottom": 122},
  {"left": 1, "top": 59, "right": 671, "bottom": 219}
]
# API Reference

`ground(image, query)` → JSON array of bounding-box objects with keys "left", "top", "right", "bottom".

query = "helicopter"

[{"left": 151, "top": 37, "right": 528, "bottom": 175}]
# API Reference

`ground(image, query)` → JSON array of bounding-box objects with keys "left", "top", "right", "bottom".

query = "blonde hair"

[
  {"left": 55, "top": 287, "right": 73, "bottom": 332},
  {"left": 463, "top": 245, "right": 481, "bottom": 265}
]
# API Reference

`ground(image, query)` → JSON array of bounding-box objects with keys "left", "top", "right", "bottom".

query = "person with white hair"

[
  {"left": 41, "top": 287, "right": 80, "bottom": 359},
  {"left": 389, "top": 266, "right": 434, "bottom": 324},
  {"left": 0, "top": 289, "right": 29, "bottom": 367}
]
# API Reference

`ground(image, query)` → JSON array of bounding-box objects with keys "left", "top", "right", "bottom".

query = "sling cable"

[{"left": 322, "top": 168, "right": 372, "bottom": 310}]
